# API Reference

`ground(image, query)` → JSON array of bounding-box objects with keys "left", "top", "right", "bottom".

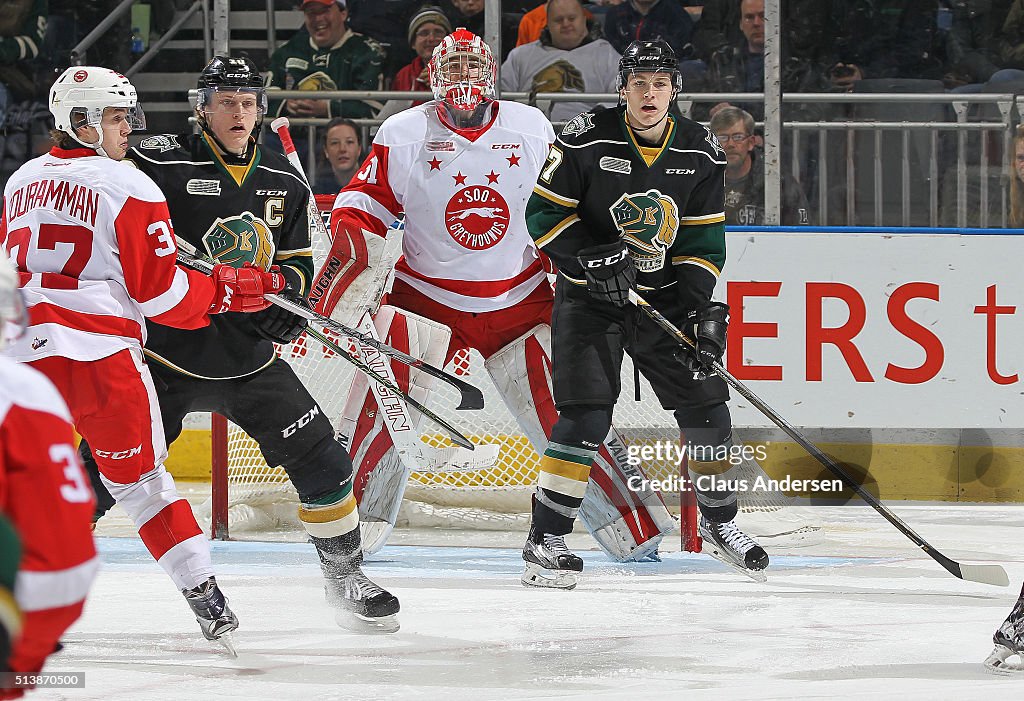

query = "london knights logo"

[
  {"left": 608, "top": 189, "right": 679, "bottom": 273},
  {"left": 202, "top": 212, "right": 276, "bottom": 269}
]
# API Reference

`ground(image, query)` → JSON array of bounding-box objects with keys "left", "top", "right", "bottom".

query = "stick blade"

[
  {"left": 956, "top": 562, "right": 1009, "bottom": 587},
  {"left": 454, "top": 383, "right": 485, "bottom": 410}
]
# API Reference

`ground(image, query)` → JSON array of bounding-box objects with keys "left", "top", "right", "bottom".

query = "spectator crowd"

[{"left": 8, "top": 0, "right": 1024, "bottom": 225}]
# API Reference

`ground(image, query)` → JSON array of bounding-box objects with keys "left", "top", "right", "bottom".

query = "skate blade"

[
  {"left": 701, "top": 543, "right": 768, "bottom": 583},
  {"left": 984, "top": 645, "right": 1024, "bottom": 674},
  {"left": 521, "top": 563, "right": 578, "bottom": 590},
  {"left": 215, "top": 632, "right": 239, "bottom": 658},
  {"left": 334, "top": 610, "right": 400, "bottom": 634}
]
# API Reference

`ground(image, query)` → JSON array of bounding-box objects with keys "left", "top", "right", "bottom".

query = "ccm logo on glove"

[{"left": 583, "top": 249, "right": 630, "bottom": 268}]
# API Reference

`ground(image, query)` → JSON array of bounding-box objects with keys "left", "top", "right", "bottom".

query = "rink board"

[{"left": 163, "top": 230, "right": 1024, "bottom": 500}]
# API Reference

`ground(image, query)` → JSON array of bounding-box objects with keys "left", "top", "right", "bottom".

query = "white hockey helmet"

[
  {"left": 0, "top": 250, "right": 27, "bottom": 352},
  {"left": 49, "top": 66, "right": 146, "bottom": 153},
  {"left": 428, "top": 28, "right": 496, "bottom": 112}
]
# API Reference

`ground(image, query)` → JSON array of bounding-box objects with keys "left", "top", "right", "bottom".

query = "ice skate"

[
  {"left": 183, "top": 577, "right": 239, "bottom": 656},
  {"left": 317, "top": 534, "right": 400, "bottom": 634},
  {"left": 985, "top": 597, "right": 1024, "bottom": 674},
  {"left": 698, "top": 515, "right": 769, "bottom": 583},
  {"left": 521, "top": 525, "right": 583, "bottom": 590},
  {"left": 324, "top": 567, "right": 401, "bottom": 634}
]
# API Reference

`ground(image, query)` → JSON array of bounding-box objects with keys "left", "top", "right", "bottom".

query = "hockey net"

[{"left": 205, "top": 199, "right": 820, "bottom": 549}]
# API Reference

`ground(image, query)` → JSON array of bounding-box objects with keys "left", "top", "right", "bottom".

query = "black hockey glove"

[
  {"left": 251, "top": 267, "right": 309, "bottom": 344},
  {"left": 577, "top": 241, "right": 636, "bottom": 307},
  {"left": 676, "top": 301, "right": 729, "bottom": 380}
]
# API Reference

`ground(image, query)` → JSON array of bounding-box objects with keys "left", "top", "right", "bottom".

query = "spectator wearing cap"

[
  {"left": 392, "top": 6, "right": 451, "bottom": 102},
  {"left": 268, "top": 0, "right": 385, "bottom": 120}
]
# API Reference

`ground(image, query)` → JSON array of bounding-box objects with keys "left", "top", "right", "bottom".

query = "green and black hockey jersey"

[
  {"left": 126, "top": 132, "right": 314, "bottom": 379},
  {"left": 527, "top": 106, "right": 727, "bottom": 309}
]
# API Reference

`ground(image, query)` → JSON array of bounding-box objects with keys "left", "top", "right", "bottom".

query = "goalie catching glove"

[
  {"left": 676, "top": 301, "right": 729, "bottom": 380},
  {"left": 208, "top": 263, "right": 285, "bottom": 314},
  {"left": 251, "top": 266, "right": 310, "bottom": 343},
  {"left": 577, "top": 241, "right": 636, "bottom": 307}
]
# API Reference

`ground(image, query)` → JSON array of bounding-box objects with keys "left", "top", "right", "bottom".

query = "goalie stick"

[
  {"left": 628, "top": 289, "right": 1009, "bottom": 588},
  {"left": 173, "top": 242, "right": 476, "bottom": 450}
]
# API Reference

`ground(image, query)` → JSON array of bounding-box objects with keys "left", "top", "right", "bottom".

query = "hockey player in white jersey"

[
  {"left": 312, "top": 28, "right": 676, "bottom": 572},
  {"left": 0, "top": 67, "right": 285, "bottom": 653}
]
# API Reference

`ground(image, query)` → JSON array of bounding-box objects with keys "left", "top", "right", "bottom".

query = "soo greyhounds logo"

[{"left": 445, "top": 186, "right": 510, "bottom": 250}]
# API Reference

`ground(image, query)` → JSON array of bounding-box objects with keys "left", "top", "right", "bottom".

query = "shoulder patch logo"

[
  {"left": 285, "top": 57, "right": 309, "bottom": 71},
  {"left": 186, "top": 179, "right": 222, "bottom": 196},
  {"left": 599, "top": 156, "right": 631, "bottom": 175},
  {"left": 704, "top": 126, "right": 726, "bottom": 158},
  {"left": 608, "top": 189, "right": 679, "bottom": 273},
  {"left": 139, "top": 135, "right": 180, "bottom": 152},
  {"left": 561, "top": 112, "right": 595, "bottom": 138},
  {"left": 202, "top": 212, "right": 276, "bottom": 270}
]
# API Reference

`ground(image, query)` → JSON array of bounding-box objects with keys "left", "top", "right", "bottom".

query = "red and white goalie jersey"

[
  {"left": 0, "top": 356, "right": 97, "bottom": 678},
  {"left": 0, "top": 147, "right": 215, "bottom": 364},
  {"left": 330, "top": 100, "right": 555, "bottom": 313}
]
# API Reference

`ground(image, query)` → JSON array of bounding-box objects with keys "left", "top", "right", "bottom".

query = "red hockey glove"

[{"left": 208, "top": 263, "right": 285, "bottom": 314}]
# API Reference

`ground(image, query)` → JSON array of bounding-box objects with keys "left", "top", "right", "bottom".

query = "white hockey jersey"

[
  {"left": 0, "top": 147, "right": 216, "bottom": 363},
  {"left": 330, "top": 100, "right": 555, "bottom": 313}
]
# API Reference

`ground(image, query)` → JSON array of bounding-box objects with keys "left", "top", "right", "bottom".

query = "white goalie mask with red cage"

[{"left": 428, "top": 28, "right": 496, "bottom": 112}]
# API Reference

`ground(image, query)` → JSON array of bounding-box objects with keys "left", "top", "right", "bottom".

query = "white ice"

[{"left": 26, "top": 502, "right": 1024, "bottom": 700}]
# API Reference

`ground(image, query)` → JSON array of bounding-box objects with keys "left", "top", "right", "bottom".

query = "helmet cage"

[{"left": 429, "top": 29, "right": 496, "bottom": 112}]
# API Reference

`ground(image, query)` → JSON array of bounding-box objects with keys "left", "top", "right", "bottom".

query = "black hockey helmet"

[
  {"left": 198, "top": 55, "right": 264, "bottom": 91},
  {"left": 616, "top": 40, "right": 682, "bottom": 95},
  {"left": 195, "top": 55, "right": 268, "bottom": 127}
]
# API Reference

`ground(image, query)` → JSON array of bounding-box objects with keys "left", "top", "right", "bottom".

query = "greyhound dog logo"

[{"left": 444, "top": 186, "right": 511, "bottom": 250}]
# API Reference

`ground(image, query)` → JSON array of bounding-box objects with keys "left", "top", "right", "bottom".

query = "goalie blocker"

[{"left": 338, "top": 298, "right": 675, "bottom": 562}]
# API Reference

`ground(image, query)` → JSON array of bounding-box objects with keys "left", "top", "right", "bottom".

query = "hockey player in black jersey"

[
  {"left": 81, "top": 56, "right": 400, "bottom": 632},
  {"left": 523, "top": 40, "right": 769, "bottom": 587}
]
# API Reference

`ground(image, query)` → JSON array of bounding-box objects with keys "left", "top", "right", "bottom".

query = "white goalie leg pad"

[
  {"left": 336, "top": 305, "right": 452, "bottom": 554},
  {"left": 580, "top": 433, "right": 677, "bottom": 563},
  {"left": 310, "top": 223, "right": 401, "bottom": 326},
  {"left": 483, "top": 326, "right": 676, "bottom": 562}
]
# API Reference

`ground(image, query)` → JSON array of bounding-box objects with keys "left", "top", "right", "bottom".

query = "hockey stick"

[
  {"left": 266, "top": 116, "right": 484, "bottom": 411},
  {"left": 628, "top": 289, "right": 1009, "bottom": 587},
  {"left": 173, "top": 244, "right": 475, "bottom": 449}
]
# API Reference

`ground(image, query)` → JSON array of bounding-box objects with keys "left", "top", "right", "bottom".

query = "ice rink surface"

[{"left": 27, "top": 503, "right": 1024, "bottom": 700}]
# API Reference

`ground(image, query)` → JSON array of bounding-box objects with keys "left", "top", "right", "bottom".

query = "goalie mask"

[
  {"left": 0, "top": 250, "right": 27, "bottom": 352},
  {"left": 428, "top": 28, "right": 496, "bottom": 115},
  {"left": 49, "top": 66, "right": 146, "bottom": 156}
]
